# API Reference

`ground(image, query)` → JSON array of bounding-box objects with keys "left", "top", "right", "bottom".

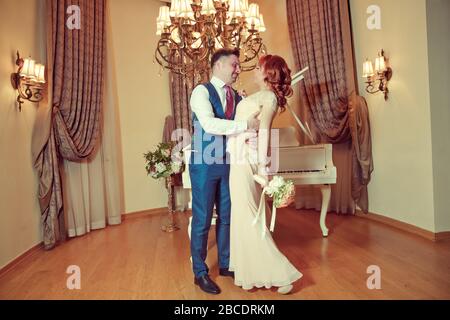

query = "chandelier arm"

[
  {"left": 155, "top": 49, "right": 194, "bottom": 74},
  {"left": 235, "top": 25, "right": 244, "bottom": 49},
  {"left": 155, "top": 40, "right": 196, "bottom": 69}
]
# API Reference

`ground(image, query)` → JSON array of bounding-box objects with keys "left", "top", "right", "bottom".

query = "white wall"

[
  {"left": 426, "top": 0, "right": 450, "bottom": 232},
  {"left": 0, "top": 0, "right": 45, "bottom": 268},
  {"left": 350, "top": 0, "right": 436, "bottom": 232},
  {"left": 109, "top": 0, "right": 172, "bottom": 213}
]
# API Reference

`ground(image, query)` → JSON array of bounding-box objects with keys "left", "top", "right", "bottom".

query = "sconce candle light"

[
  {"left": 11, "top": 51, "right": 46, "bottom": 111},
  {"left": 363, "top": 49, "right": 392, "bottom": 100}
]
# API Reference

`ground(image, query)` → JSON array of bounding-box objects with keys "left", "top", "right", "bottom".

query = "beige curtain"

[
  {"left": 286, "top": 0, "right": 373, "bottom": 213},
  {"left": 169, "top": 66, "right": 209, "bottom": 133},
  {"left": 169, "top": 65, "right": 209, "bottom": 205},
  {"left": 169, "top": 73, "right": 194, "bottom": 134},
  {"left": 63, "top": 2, "right": 124, "bottom": 237},
  {"left": 32, "top": 0, "right": 110, "bottom": 249}
]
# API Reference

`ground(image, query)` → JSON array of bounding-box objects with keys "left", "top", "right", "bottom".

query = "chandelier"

[{"left": 155, "top": 0, "right": 267, "bottom": 80}]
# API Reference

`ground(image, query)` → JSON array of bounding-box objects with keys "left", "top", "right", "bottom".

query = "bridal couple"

[{"left": 189, "top": 48, "right": 302, "bottom": 295}]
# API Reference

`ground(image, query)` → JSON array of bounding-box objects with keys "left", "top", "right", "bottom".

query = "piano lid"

[
  {"left": 275, "top": 126, "right": 300, "bottom": 148},
  {"left": 286, "top": 66, "right": 316, "bottom": 144}
]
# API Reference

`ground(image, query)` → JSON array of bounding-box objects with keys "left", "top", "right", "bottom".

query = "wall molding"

[
  {"left": 355, "top": 210, "right": 450, "bottom": 242},
  {"left": 0, "top": 242, "right": 43, "bottom": 279},
  {"left": 122, "top": 207, "right": 168, "bottom": 220},
  {"left": 435, "top": 231, "right": 450, "bottom": 241}
]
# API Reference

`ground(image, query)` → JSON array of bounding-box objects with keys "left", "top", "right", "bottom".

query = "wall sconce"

[
  {"left": 362, "top": 49, "right": 393, "bottom": 100},
  {"left": 10, "top": 51, "right": 46, "bottom": 111}
]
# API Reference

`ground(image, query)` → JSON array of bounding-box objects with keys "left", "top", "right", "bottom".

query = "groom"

[{"left": 189, "top": 48, "right": 260, "bottom": 294}]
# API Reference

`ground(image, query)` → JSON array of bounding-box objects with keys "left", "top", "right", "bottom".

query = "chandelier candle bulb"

[
  {"left": 258, "top": 14, "right": 266, "bottom": 32},
  {"left": 156, "top": 19, "right": 163, "bottom": 36},
  {"left": 178, "top": 0, "right": 195, "bottom": 19},
  {"left": 248, "top": 3, "right": 259, "bottom": 18},
  {"left": 34, "top": 64, "right": 42, "bottom": 80},
  {"left": 228, "top": 0, "right": 244, "bottom": 19},
  {"left": 170, "top": 0, "right": 181, "bottom": 17},
  {"left": 200, "top": 0, "right": 216, "bottom": 15},
  {"left": 27, "top": 59, "right": 36, "bottom": 79},
  {"left": 363, "top": 59, "right": 374, "bottom": 78},
  {"left": 246, "top": 3, "right": 260, "bottom": 27},
  {"left": 158, "top": 6, "right": 171, "bottom": 27},
  {"left": 20, "top": 58, "right": 31, "bottom": 77},
  {"left": 375, "top": 56, "right": 385, "bottom": 73},
  {"left": 241, "top": 0, "right": 249, "bottom": 14},
  {"left": 36, "top": 64, "right": 46, "bottom": 83}
]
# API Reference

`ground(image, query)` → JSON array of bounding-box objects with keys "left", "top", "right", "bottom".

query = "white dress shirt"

[{"left": 190, "top": 76, "right": 247, "bottom": 136}]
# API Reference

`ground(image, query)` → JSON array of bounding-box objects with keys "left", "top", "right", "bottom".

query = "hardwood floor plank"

[{"left": 1, "top": 209, "right": 449, "bottom": 300}]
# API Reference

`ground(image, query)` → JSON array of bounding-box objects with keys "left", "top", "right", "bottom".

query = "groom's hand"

[
  {"left": 238, "top": 89, "right": 248, "bottom": 98},
  {"left": 246, "top": 111, "right": 260, "bottom": 131}
]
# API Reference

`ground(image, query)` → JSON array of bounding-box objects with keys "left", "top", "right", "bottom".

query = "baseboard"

[
  {"left": 0, "top": 242, "right": 44, "bottom": 278},
  {"left": 435, "top": 231, "right": 450, "bottom": 241},
  {"left": 122, "top": 207, "right": 168, "bottom": 220},
  {"left": 355, "top": 210, "right": 449, "bottom": 242}
]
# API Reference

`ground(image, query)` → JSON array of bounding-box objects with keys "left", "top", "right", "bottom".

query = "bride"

[{"left": 227, "top": 55, "right": 302, "bottom": 294}]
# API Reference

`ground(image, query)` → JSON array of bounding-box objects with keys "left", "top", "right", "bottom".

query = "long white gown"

[{"left": 228, "top": 89, "right": 302, "bottom": 290}]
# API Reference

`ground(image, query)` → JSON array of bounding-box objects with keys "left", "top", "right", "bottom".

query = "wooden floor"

[{"left": 1, "top": 208, "right": 450, "bottom": 300}]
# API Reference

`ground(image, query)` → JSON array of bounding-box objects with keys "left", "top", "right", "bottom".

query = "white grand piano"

[
  {"left": 268, "top": 129, "right": 336, "bottom": 236},
  {"left": 182, "top": 67, "right": 337, "bottom": 237}
]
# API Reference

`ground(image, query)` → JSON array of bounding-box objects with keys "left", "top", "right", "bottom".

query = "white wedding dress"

[{"left": 228, "top": 90, "right": 302, "bottom": 291}]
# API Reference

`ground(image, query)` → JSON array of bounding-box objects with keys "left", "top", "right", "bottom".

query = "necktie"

[{"left": 224, "top": 85, "right": 234, "bottom": 120}]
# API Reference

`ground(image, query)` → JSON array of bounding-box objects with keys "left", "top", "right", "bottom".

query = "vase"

[{"left": 161, "top": 175, "right": 180, "bottom": 232}]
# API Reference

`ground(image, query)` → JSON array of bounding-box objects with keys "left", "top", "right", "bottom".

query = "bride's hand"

[
  {"left": 253, "top": 166, "right": 269, "bottom": 187},
  {"left": 253, "top": 174, "right": 268, "bottom": 187}
]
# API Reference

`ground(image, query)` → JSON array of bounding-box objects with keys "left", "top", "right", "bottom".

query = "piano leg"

[{"left": 319, "top": 185, "right": 331, "bottom": 237}]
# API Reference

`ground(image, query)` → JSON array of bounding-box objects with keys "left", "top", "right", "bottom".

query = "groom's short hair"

[{"left": 211, "top": 48, "right": 240, "bottom": 69}]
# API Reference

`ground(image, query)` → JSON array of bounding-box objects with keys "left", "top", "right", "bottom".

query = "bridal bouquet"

[
  {"left": 144, "top": 142, "right": 184, "bottom": 180},
  {"left": 253, "top": 174, "right": 296, "bottom": 234},
  {"left": 263, "top": 176, "right": 295, "bottom": 208}
]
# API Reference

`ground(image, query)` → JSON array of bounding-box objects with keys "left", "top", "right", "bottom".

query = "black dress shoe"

[
  {"left": 194, "top": 274, "right": 221, "bottom": 295},
  {"left": 219, "top": 268, "right": 235, "bottom": 278}
]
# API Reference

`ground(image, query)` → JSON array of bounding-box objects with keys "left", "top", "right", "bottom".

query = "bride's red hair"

[{"left": 258, "top": 55, "right": 293, "bottom": 112}]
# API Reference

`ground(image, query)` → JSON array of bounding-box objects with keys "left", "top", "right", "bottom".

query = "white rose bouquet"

[
  {"left": 264, "top": 176, "right": 295, "bottom": 208},
  {"left": 253, "top": 174, "right": 296, "bottom": 234},
  {"left": 254, "top": 175, "right": 295, "bottom": 208},
  {"left": 144, "top": 142, "right": 184, "bottom": 180}
]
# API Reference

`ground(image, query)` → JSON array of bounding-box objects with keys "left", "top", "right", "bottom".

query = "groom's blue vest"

[
  {"left": 190, "top": 82, "right": 241, "bottom": 165},
  {"left": 189, "top": 82, "right": 242, "bottom": 278}
]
